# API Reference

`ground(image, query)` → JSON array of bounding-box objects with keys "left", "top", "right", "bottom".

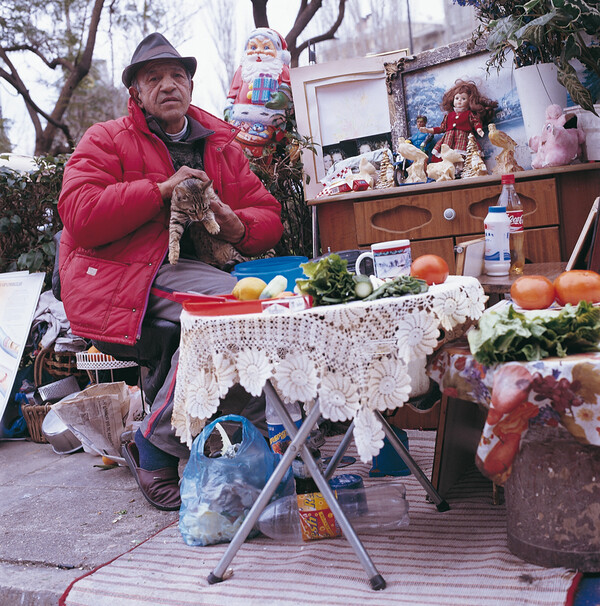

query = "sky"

[{"left": 0, "top": 0, "right": 443, "bottom": 155}]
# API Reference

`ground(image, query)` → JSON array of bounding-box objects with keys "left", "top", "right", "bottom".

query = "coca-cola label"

[{"left": 507, "top": 209, "right": 523, "bottom": 232}]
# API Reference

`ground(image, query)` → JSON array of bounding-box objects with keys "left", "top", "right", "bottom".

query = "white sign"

[{"left": 0, "top": 272, "right": 45, "bottom": 421}]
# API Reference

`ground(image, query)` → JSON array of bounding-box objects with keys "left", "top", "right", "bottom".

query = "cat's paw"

[
  {"left": 168, "top": 249, "right": 180, "bottom": 265},
  {"left": 205, "top": 219, "right": 221, "bottom": 235}
]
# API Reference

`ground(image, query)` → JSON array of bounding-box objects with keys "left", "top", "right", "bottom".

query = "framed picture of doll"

[{"left": 386, "top": 38, "right": 530, "bottom": 172}]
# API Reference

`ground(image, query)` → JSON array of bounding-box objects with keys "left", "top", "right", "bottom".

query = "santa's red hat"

[{"left": 246, "top": 27, "right": 291, "bottom": 65}]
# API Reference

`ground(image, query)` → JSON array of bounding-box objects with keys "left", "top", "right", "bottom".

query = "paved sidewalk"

[{"left": 0, "top": 438, "right": 178, "bottom": 606}]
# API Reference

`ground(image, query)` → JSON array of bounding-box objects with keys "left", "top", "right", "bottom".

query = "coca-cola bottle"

[{"left": 497, "top": 173, "right": 525, "bottom": 274}]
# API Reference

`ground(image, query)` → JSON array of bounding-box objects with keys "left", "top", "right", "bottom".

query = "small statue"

[
  {"left": 410, "top": 115, "right": 435, "bottom": 156},
  {"left": 224, "top": 28, "right": 293, "bottom": 158},
  {"left": 345, "top": 156, "right": 377, "bottom": 189},
  {"left": 529, "top": 104, "right": 586, "bottom": 169},
  {"left": 420, "top": 79, "right": 498, "bottom": 172},
  {"left": 488, "top": 124, "right": 524, "bottom": 175},
  {"left": 396, "top": 138, "right": 428, "bottom": 184},
  {"left": 376, "top": 151, "right": 395, "bottom": 188},
  {"left": 426, "top": 144, "right": 464, "bottom": 181},
  {"left": 462, "top": 133, "right": 489, "bottom": 178}
]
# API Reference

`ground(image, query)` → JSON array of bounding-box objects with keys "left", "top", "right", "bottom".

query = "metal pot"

[{"left": 41, "top": 408, "right": 82, "bottom": 455}]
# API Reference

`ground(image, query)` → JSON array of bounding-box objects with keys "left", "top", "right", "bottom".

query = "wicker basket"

[
  {"left": 22, "top": 403, "right": 51, "bottom": 443},
  {"left": 34, "top": 345, "right": 88, "bottom": 387}
]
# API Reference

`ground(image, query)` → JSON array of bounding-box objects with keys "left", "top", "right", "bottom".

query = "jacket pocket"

[{"left": 61, "top": 252, "right": 130, "bottom": 336}]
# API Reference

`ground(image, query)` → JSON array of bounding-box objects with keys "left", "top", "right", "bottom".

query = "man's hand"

[
  {"left": 158, "top": 166, "right": 209, "bottom": 201},
  {"left": 210, "top": 197, "right": 245, "bottom": 244}
]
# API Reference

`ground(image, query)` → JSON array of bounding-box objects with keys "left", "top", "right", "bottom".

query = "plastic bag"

[{"left": 179, "top": 414, "right": 294, "bottom": 547}]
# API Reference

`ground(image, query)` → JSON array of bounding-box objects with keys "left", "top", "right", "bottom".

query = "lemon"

[{"left": 232, "top": 276, "right": 268, "bottom": 300}]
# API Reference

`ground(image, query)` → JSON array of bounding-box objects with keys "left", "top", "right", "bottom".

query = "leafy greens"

[
  {"left": 468, "top": 301, "right": 600, "bottom": 365},
  {"left": 296, "top": 254, "right": 358, "bottom": 305}
]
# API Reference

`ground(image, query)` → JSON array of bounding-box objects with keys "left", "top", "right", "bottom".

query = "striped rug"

[{"left": 61, "top": 431, "right": 577, "bottom": 606}]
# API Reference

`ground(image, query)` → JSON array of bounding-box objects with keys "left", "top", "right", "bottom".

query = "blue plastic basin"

[{"left": 231, "top": 256, "right": 309, "bottom": 287}]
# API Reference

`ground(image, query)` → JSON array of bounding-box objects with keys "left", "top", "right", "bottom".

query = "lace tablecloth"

[{"left": 173, "top": 276, "right": 486, "bottom": 462}]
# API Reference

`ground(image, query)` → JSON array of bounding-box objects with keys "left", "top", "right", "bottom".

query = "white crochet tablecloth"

[{"left": 173, "top": 276, "right": 486, "bottom": 462}]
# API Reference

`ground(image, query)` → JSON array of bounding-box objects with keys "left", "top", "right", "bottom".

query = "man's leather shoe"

[{"left": 121, "top": 441, "right": 181, "bottom": 511}]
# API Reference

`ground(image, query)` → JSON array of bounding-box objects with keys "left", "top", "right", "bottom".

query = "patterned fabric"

[
  {"left": 428, "top": 340, "right": 600, "bottom": 485},
  {"left": 173, "top": 276, "right": 486, "bottom": 462}
]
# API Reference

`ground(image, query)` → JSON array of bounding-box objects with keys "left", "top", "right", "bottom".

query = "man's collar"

[{"left": 146, "top": 113, "right": 214, "bottom": 142}]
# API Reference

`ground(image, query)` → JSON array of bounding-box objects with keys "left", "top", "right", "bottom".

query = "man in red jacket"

[{"left": 58, "top": 33, "right": 283, "bottom": 511}]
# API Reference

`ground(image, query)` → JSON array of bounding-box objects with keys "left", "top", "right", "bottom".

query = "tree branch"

[
  {"left": 3, "top": 44, "right": 74, "bottom": 71},
  {"left": 251, "top": 0, "right": 269, "bottom": 26}
]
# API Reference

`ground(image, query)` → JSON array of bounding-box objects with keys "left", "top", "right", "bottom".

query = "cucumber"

[
  {"left": 259, "top": 274, "right": 288, "bottom": 299},
  {"left": 353, "top": 275, "right": 374, "bottom": 299}
]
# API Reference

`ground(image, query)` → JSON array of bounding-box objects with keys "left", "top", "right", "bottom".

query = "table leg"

[
  {"left": 266, "top": 384, "right": 386, "bottom": 591},
  {"left": 323, "top": 420, "right": 355, "bottom": 480},
  {"left": 375, "top": 410, "right": 450, "bottom": 512},
  {"left": 207, "top": 402, "right": 318, "bottom": 585}
]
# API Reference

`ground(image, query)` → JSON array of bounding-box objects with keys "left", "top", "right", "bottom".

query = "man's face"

[{"left": 131, "top": 60, "right": 192, "bottom": 133}]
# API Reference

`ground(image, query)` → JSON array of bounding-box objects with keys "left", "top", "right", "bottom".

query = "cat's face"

[{"left": 172, "top": 178, "right": 212, "bottom": 210}]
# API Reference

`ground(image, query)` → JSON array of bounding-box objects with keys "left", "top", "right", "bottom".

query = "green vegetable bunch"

[
  {"left": 296, "top": 254, "right": 358, "bottom": 305},
  {"left": 363, "top": 275, "right": 428, "bottom": 300},
  {"left": 468, "top": 301, "right": 600, "bottom": 365}
]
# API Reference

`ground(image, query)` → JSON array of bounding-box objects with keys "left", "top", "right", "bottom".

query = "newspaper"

[{"left": 53, "top": 382, "right": 131, "bottom": 459}]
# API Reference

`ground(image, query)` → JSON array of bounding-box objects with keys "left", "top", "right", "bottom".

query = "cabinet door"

[
  {"left": 411, "top": 238, "right": 456, "bottom": 272},
  {"left": 524, "top": 227, "right": 561, "bottom": 263}
]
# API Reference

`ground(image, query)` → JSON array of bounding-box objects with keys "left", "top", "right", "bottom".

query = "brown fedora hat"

[{"left": 122, "top": 32, "right": 197, "bottom": 87}]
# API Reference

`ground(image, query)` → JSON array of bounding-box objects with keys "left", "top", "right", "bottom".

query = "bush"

[{"left": 0, "top": 155, "right": 67, "bottom": 289}]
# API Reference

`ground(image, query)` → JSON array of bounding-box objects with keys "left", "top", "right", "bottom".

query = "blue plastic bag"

[{"left": 179, "top": 414, "right": 294, "bottom": 546}]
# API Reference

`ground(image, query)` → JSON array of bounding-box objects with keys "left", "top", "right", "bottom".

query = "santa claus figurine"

[{"left": 224, "top": 27, "right": 293, "bottom": 157}]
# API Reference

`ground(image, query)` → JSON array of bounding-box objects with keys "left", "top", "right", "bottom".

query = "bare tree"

[
  {"left": 251, "top": 0, "right": 349, "bottom": 67},
  {"left": 0, "top": 0, "right": 177, "bottom": 155}
]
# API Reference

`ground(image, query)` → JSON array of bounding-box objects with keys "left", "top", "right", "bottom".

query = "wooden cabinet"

[{"left": 310, "top": 164, "right": 600, "bottom": 272}]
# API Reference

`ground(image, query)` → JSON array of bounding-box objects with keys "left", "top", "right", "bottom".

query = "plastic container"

[
  {"left": 369, "top": 427, "right": 410, "bottom": 477},
  {"left": 497, "top": 174, "right": 525, "bottom": 275},
  {"left": 265, "top": 395, "right": 302, "bottom": 455},
  {"left": 484, "top": 206, "right": 511, "bottom": 276},
  {"left": 257, "top": 482, "right": 409, "bottom": 542},
  {"left": 231, "top": 256, "right": 308, "bottom": 286}
]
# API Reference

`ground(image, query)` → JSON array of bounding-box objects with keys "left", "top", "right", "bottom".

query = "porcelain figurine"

[
  {"left": 396, "top": 138, "right": 428, "bottom": 183},
  {"left": 426, "top": 144, "right": 464, "bottom": 181},
  {"left": 224, "top": 28, "right": 293, "bottom": 158},
  {"left": 488, "top": 124, "right": 523, "bottom": 175},
  {"left": 462, "top": 133, "right": 489, "bottom": 178}
]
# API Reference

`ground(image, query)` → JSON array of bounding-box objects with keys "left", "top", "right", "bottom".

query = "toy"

[
  {"left": 410, "top": 115, "right": 435, "bottom": 156},
  {"left": 224, "top": 28, "right": 293, "bottom": 158},
  {"left": 420, "top": 79, "right": 498, "bottom": 170},
  {"left": 529, "top": 104, "right": 586, "bottom": 169},
  {"left": 488, "top": 124, "right": 524, "bottom": 175},
  {"left": 396, "top": 138, "right": 428, "bottom": 183},
  {"left": 426, "top": 144, "right": 464, "bottom": 181}
]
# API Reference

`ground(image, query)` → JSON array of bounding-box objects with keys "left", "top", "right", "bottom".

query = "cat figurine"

[{"left": 168, "top": 177, "right": 247, "bottom": 270}]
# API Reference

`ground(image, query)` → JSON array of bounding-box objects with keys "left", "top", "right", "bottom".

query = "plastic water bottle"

[
  {"left": 497, "top": 173, "right": 525, "bottom": 275},
  {"left": 265, "top": 394, "right": 302, "bottom": 455},
  {"left": 484, "top": 206, "right": 511, "bottom": 276},
  {"left": 257, "top": 482, "right": 409, "bottom": 542}
]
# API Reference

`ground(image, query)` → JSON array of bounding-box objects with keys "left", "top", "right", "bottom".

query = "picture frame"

[
  {"left": 386, "top": 38, "right": 529, "bottom": 174},
  {"left": 290, "top": 50, "right": 409, "bottom": 200}
]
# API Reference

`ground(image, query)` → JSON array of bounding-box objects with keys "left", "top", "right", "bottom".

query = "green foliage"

[
  {"left": 461, "top": 0, "right": 600, "bottom": 112},
  {"left": 0, "top": 154, "right": 67, "bottom": 287}
]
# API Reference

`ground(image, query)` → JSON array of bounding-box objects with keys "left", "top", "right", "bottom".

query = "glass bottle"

[{"left": 497, "top": 173, "right": 525, "bottom": 274}]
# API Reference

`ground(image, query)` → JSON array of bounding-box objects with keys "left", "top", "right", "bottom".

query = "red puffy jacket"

[{"left": 58, "top": 99, "right": 283, "bottom": 345}]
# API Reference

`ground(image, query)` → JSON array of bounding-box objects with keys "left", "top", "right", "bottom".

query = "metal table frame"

[{"left": 207, "top": 381, "right": 449, "bottom": 591}]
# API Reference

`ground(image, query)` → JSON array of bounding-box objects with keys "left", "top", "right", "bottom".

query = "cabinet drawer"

[{"left": 353, "top": 179, "right": 559, "bottom": 246}]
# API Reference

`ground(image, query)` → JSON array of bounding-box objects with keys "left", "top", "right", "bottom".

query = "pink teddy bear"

[{"left": 529, "top": 104, "right": 585, "bottom": 169}]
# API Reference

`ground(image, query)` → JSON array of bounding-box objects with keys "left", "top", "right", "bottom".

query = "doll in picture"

[
  {"left": 420, "top": 79, "right": 498, "bottom": 172},
  {"left": 410, "top": 115, "right": 435, "bottom": 156}
]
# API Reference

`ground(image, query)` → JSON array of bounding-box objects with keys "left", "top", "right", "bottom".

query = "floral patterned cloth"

[
  {"left": 173, "top": 276, "right": 486, "bottom": 462},
  {"left": 428, "top": 341, "right": 600, "bottom": 485}
]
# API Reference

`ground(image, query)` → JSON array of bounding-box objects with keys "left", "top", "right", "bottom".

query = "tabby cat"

[{"left": 168, "top": 177, "right": 247, "bottom": 269}]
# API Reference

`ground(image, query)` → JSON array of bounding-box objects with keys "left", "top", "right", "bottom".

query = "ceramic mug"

[{"left": 355, "top": 240, "right": 412, "bottom": 279}]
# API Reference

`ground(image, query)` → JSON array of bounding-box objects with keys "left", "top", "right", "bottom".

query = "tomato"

[
  {"left": 410, "top": 254, "right": 449, "bottom": 285},
  {"left": 510, "top": 275, "right": 555, "bottom": 309},
  {"left": 553, "top": 270, "right": 600, "bottom": 306}
]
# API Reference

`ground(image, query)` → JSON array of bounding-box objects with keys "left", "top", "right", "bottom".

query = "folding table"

[{"left": 172, "top": 276, "right": 486, "bottom": 589}]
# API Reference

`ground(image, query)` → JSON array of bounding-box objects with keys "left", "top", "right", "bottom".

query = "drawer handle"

[{"left": 443, "top": 208, "right": 456, "bottom": 221}]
